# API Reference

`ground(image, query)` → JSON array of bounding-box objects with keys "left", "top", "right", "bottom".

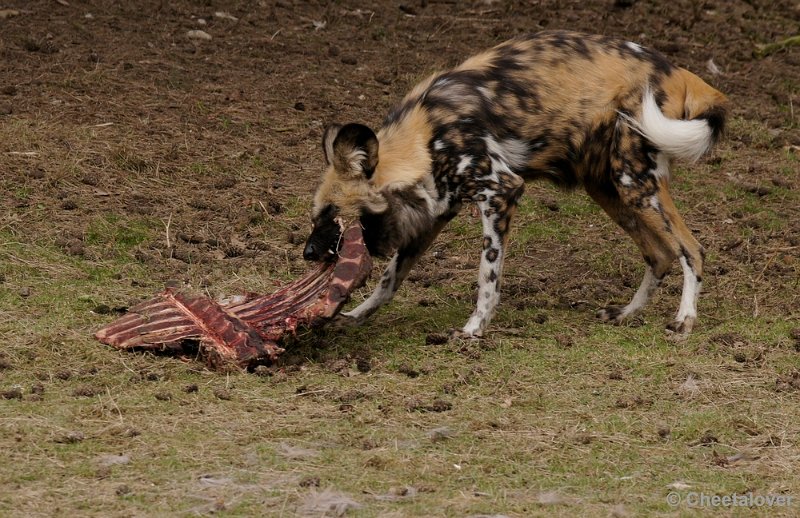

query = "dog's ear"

[
  {"left": 322, "top": 123, "right": 342, "bottom": 167},
  {"left": 323, "top": 123, "right": 379, "bottom": 179}
]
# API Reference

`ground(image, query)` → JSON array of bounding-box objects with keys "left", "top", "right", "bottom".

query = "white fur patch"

[
  {"left": 620, "top": 173, "right": 633, "bottom": 186},
  {"left": 651, "top": 152, "right": 670, "bottom": 180},
  {"left": 345, "top": 256, "right": 399, "bottom": 320},
  {"left": 626, "top": 41, "right": 643, "bottom": 53},
  {"left": 620, "top": 88, "right": 715, "bottom": 163},
  {"left": 477, "top": 86, "right": 495, "bottom": 100},
  {"left": 346, "top": 148, "right": 368, "bottom": 174},
  {"left": 676, "top": 256, "right": 700, "bottom": 322},
  {"left": 433, "top": 140, "right": 445, "bottom": 151},
  {"left": 457, "top": 155, "right": 473, "bottom": 174},
  {"left": 618, "top": 266, "right": 658, "bottom": 318},
  {"left": 484, "top": 135, "right": 530, "bottom": 171},
  {"left": 431, "top": 79, "right": 479, "bottom": 105}
]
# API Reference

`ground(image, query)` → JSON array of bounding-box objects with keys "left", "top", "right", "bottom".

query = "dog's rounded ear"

[{"left": 324, "top": 123, "right": 379, "bottom": 179}]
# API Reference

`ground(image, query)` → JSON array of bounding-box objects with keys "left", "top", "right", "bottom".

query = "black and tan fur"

[{"left": 304, "top": 30, "right": 727, "bottom": 338}]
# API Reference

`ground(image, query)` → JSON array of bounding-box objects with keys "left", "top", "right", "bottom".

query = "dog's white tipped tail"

[{"left": 623, "top": 89, "right": 717, "bottom": 163}]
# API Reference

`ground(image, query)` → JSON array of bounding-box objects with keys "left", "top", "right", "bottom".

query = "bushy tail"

[{"left": 620, "top": 71, "right": 727, "bottom": 163}]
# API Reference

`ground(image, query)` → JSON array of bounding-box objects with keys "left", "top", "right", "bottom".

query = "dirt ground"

[
  {"left": 2, "top": 0, "right": 800, "bottom": 516},
  {"left": 2, "top": 0, "right": 798, "bottom": 281}
]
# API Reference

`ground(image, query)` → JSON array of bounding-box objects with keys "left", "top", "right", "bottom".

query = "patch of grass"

[
  {"left": 84, "top": 215, "right": 154, "bottom": 258},
  {"left": 112, "top": 146, "right": 152, "bottom": 174}
]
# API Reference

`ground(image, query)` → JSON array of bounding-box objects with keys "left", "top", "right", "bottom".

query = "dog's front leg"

[
  {"left": 339, "top": 253, "right": 402, "bottom": 325},
  {"left": 457, "top": 184, "right": 521, "bottom": 338},
  {"left": 340, "top": 214, "right": 453, "bottom": 326}
]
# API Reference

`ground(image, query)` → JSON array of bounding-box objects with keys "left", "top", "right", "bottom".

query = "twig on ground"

[
  {"left": 754, "top": 35, "right": 800, "bottom": 58},
  {"left": 164, "top": 213, "right": 173, "bottom": 249}
]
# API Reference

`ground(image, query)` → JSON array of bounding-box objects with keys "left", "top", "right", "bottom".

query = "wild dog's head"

[{"left": 304, "top": 123, "right": 388, "bottom": 262}]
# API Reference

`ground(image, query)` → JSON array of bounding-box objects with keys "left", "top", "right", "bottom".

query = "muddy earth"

[{"left": 1, "top": 0, "right": 798, "bottom": 327}]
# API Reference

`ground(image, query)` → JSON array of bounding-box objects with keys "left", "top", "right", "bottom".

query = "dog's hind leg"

[
  {"left": 655, "top": 180, "right": 704, "bottom": 335},
  {"left": 588, "top": 182, "right": 669, "bottom": 324},
  {"left": 590, "top": 154, "right": 704, "bottom": 334}
]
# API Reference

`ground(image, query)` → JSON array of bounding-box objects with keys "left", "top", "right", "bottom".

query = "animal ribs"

[{"left": 95, "top": 225, "right": 372, "bottom": 369}]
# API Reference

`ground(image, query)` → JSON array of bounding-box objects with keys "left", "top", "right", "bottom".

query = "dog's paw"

[
  {"left": 666, "top": 317, "right": 694, "bottom": 337},
  {"left": 331, "top": 313, "right": 362, "bottom": 329},
  {"left": 597, "top": 305, "right": 626, "bottom": 324},
  {"left": 448, "top": 328, "right": 482, "bottom": 341}
]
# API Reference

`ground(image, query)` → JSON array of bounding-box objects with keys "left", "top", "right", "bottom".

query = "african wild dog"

[{"left": 303, "top": 30, "right": 727, "bottom": 338}]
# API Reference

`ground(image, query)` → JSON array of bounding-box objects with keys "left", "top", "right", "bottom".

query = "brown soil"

[{"left": 2, "top": 0, "right": 798, "bottom": 317}]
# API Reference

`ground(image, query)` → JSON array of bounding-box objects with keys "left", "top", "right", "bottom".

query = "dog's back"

[{"left": 378, "top": 30, "right": 727, "bottom": 189}]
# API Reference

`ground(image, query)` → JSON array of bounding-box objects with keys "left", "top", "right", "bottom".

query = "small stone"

[
  {"left": 214, "top": 11, "right": 238, "bottom": 22},
  {"left": 18, "top": 287, "right": 30, "bottom": 298},
  {"left": 294, "top": 101, "right": 305, "bottom": 111},
  {"left": 186, "top": 30, "right": 212, "bottom": 41},
  {"left": 154, "top": 391, "right": 172, "bottom": 401},
  {"left": 341, "top": 55, "right": 358, "bottom": 65},
  {"left": 0, "top": 9, "right": 20, "bottom": 20},
  {"left": 54, "top": 431, "right": 85, "bottom": 444}
]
